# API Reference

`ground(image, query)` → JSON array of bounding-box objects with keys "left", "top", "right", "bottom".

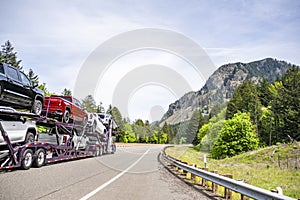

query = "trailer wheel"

[
  {"left": 21, "top": 149, "right": 33, "bottom": 170},
  {"left": 62, "top": 110, "right": 70, "bottom": 123},
  {"left": 99, "top": 146, "right": 103, "bottom": 156},
  {"left": 111, "top": 144, "right": 116, "bottom": 154},
  {"left": 34, "top": 148, "right": 45, "bottom": 168},
  {"left": 93, "top": 147, "right": 99, "bottom": 157}
]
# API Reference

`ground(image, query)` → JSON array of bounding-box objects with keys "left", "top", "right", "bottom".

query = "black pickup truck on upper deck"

[{"left": 0, "top": 62, "right": 44, "bottom": 115}]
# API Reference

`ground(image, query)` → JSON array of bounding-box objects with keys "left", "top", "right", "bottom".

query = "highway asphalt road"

[{"left": 0, "top": 145, "right": 211, "bottom": 200}]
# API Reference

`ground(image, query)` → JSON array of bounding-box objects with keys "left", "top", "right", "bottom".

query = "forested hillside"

[
  {"left": 161, "top": 58, "right": 294, "bottom": 125},
  {"left": 195, "top": 66, "right": 300, "bottom": 158}
]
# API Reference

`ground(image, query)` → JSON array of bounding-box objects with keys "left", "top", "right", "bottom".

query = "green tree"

[
  {"left": 192, "top": 110, "right": 205, "bottom": 145},
  {"left": 82, "top": 95, "right": 97, "bottom": 112},
  {"left": 0, "top": 40, "right": 22, "bottom": 69},
  {"left": 135, "top": 119, "right": 144, "bottom": 126},
  {"left": 258, "top": 106, "right": 274, "bottom": 146},
  {"left": 226, "top": 81, "right": 262, "bottom": 131},
  {"left": 27, "top": 68, "right": 39, "bottom": 86},
  {"left": 162, "top": 122, "right": 173, "bottom": 144},
  {"left": 197, "top": 108, "right": 226, "bottom": 151},
  {"left": 177, "top": 110, "right": 203, "bottom": 144},
  {"left": 209, "top": 103, "right": 226, "bottom": 119},
  {"left": 109, "top": 106, "right": 125, "bottom": 141},
  {"left": 270, "top": 66, "right": 300, "bottom": 142},
  {"left": 279, "top": 66, "right": 300, "bottom": 141},
  {"left": 121, "top": 123, "right": 136, "bottom": 143},
  {"left": 38, "top": 83, "right": 51, "bottom": 96},
  {"left": 149, "top": 130, "right": 159, "bottom": 144},
  {"left": 62, "top": 88, "right": 72, "bottom": 96},
  {"left": 268, "top": 81, "right": 284, "bottom": 143},
  {"left": 196, "top": 123, "right": 210, "bottom": 150},
  {"left": 211, "top": 112, "right": 259, "bottom": 159},
  {"left": 258, "top": 78, "right": 272, "bottom": 107}
]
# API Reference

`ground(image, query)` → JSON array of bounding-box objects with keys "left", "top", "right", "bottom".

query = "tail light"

[{"left": 63, "top": 135, "right": 67, "bottom": 143}]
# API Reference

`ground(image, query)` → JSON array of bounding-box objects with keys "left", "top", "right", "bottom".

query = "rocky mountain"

[{"left": 161, "top": 58, "right": 295, "bottom": 125}]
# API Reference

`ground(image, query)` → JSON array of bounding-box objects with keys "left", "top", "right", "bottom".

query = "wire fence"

[{"left": 276, "top": 154, "right": 299, "bottom": 170}]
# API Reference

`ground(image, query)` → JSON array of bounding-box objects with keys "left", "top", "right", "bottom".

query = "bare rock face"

[{"left": 161, "top": 58, "right": 293, "bottom": 125}]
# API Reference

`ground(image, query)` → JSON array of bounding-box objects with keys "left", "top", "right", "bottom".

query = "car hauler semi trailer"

[{"left": 0, "top": 109, "right": 116, "bottom": 170}]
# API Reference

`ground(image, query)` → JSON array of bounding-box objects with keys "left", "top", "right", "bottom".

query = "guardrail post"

[
  {"left": 190, "top": 164, "right": 197, "bottom": 181},
  {"left": 224, "top": 174, "right": 233, "bottom": 200},
  {"left": 211, "top": 170, "right": 218, "bottom": 194},
  {"left": 239, "top": 180, "right": 249, "bottom": 200},
  {"left": 241, "top": 194, "right": 249, "bottom": 200},
  {"left": 182, "top": 162, "right": 188, "bottom": 176},
  {"left": 201, "top": 168, "right": 209, "bottom": 187}
]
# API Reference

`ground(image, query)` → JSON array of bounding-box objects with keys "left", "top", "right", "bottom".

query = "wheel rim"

[
  {"left": 95, "top": 147, "right": 99, "bottom": 156},
  {"left": 37, "top": 150, "right": 45, "bottom": 165},
  {"left": 24, "top": 152, "right": 33, "bottom": 168},
  {"left": 34, "top": 100, "right": 42, "bottom": 115},
  {"left": 64, "top": 111, "right": 70, "bottom": 123}
]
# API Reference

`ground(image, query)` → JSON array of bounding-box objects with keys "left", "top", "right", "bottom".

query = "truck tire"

[
  {"left": 25, "top": 132, "right": 35, "bottom": 144},
  {"left": 33, "top": 148, "right": 45, "bottom": 168},
  {"left": 111, "top": 144, "right": 116, "bottom": 154},
  {"left": 93, "top": 147, "right": 99, "bottom": 157},
  {"left": 32, "top": 99, "right": 43, "bottom": 115},
  {"left": 21, "top": 149, "right": 33, "bottom": 170},
  {"left": 63, "top": 110, "right": 70, "bottom": 123},
  {"left": 99, "top": 146, "right": 103, "bottom": 156}
]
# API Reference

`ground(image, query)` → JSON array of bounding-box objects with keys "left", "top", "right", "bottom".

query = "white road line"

[{"left": 79, "top": 149, "right": 150, "bottom": 200}]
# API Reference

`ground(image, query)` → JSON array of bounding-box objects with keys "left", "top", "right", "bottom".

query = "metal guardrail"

[{"left": 161, "top": 148, "right": 296, "bottom": 200}]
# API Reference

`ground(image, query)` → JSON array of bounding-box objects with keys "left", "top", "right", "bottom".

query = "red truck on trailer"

[{"left": 42, "top": 95, "right": 88, "bottom": 124}]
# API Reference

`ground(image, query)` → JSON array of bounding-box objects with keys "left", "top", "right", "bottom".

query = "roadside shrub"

[{"left": 211, "top": 112, "right": 259, "bottom": 159}]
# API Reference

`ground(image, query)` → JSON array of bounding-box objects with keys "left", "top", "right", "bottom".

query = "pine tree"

[
  {"left": 226, "top": 81, "right": 262, "bottom": 129},
  {"left": 62, "top": 88, "right": 72, "bottom": 96},
  {"left": 81, "top": 95, "right": 97, "bottom": 112},
  {"left": 110, "top": 106, "right": 125, "bottom": 131},
  {"left": 258, "top": 78, "right": 272, "bottom": 107},
  {"left": 185, "top": 110, "right": 202, "bottom": 144},
  {"left": 27, "top": 68, "right": 39, "bottom": 86},
  {"left": 0, "top": 40, "right": 22, "bottom": 69},
  {"left": 162, "top": 122, "right": 173, "bottom": 144},
  {"left": 277, "top": 66, "right": 300, "bottom": 141}
]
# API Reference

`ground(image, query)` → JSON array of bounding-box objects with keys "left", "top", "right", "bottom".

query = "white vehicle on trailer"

[
  {"left": 43, "top": 126, "right": 89, "bottom": 150},
  {"left": 0, "top": 106, "right": 37, "bottom": 148},
  {"left": 0, "top": 109, "right": 116, "bottom": 171},
  {"left": 97, "top": 113, "right": 117, "bottom": 130},
  {"left": 86, "top": 113, "right": 106, "bottom": 136}
]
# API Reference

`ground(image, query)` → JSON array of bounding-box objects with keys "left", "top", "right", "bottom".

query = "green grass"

[{"left": 165, "top": 143, "right": 300, "bottom": 199}]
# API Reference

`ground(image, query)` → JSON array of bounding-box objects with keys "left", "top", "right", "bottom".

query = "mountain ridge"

[{"left": 160, "top": 58, "right": 296, "bottom": 125}]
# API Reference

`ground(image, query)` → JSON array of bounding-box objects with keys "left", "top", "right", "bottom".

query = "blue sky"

[{"left": 1, "top": 0, "right": 299, "bottom": 121}]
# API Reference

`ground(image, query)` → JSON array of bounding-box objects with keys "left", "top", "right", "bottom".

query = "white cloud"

[{"left": 94, "top": 50, "right": 206, "bottom": 120}]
